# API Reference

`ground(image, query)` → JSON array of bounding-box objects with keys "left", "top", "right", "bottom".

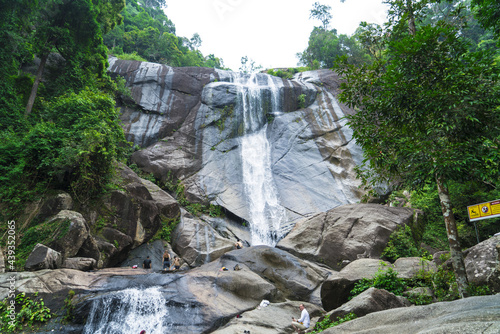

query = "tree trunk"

[
  {"left": 435, "top": 175, "right": 469, "bottom": 297},
  {"left": 25, "top": 53, "right": 49, "bottom": 116},
  {"left": 407, "top": 0, "right": 416, "bottom": 36}
]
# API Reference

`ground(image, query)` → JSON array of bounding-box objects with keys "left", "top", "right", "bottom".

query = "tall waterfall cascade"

[{"left": 233, "top": 73, "right": 287, "bottom": 246}]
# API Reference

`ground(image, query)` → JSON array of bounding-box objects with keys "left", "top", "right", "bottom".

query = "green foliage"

[
  {"left": 216, "top": 105, "right": 234, "bottom": 132},
  {"left": 381, "top": 225, "right": 427, "bottom": 262},
  {"left": 15, "top": 216, "right": 71, "bottom": 270},
  {"left": 409, "top": 257, "right": 460, "bottom": 302},
  {"left": 349, "top": 258, "right": 475, "bottom": 305},
  {"left": 309, "top": 1, "right": 333, "bottom": 30},
  {"left": 116, "top": 51, "right": 148, "bottom": 62},
  {"left": 153, "top": 215, "right": 181, "bottom": 243},
  {"left": 310, "top": 313, "right": 357, "bottom": 333},
  {"left": 406, "top": 292, "right": 434, "bottom": 305},
  {"left": 267, "top": 69, "right": 294, "bottom": 79},
  {"left": 467, "top": 282, "right": 492, "bottom": 296},
  {"left": 297, "top": 94, "right": 306, "bottom": 109},
  {"left": 62, "top": 290, "right": 75, "bottom": 322},
  {"left": 298, "top": 27, "right": 371, "bottom": 68},
  {"left": 336, "top": 21, "right": 500, "bottom": 193},
  {"left": 410, "top": 181, "right": 500, "bottom": 249},
  {"left": 0, "top": 293, "right": 51, "bottom": 332},
  {"left": 0, "top": 87, "right": 128, "bottom": 223},
  {"left": 350, "top": 263, "right": 406, "bottom": 299},
  {"left": 103, "top": 0, "right": 227, "bottom": 69},
  {"left": 239, "top": 56, "right": 262, "bottom": 74},
  {"left": 471, "top": 0, "right": 500, "bottom": 37}
]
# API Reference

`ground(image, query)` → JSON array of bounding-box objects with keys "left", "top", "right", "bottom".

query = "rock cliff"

[{"left": 109, "top": 58, "right": 366, "bottom": 235}]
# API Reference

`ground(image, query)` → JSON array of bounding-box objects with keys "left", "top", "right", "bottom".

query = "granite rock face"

[
  {"left": 171, "top": 210, "right": 236, "bottom": 267},
  {"left": 464, "top": 235, "right": 500, "bottom": 292},
  {"left": 323, "top": 294, "right": 500, "bottom": 334},
  {"left": 108, "top": 58, "right": 368, "bottom": 235},
  {"left": 326, "top": 287, "right": 411, "bottom": 320},
  {"left": 24, "top": 244, "right": 63, "bottom": 271},
  {"left": 47, "top": 210, "right": 89, "bottom": 259},
  {"left": 277, "top": 204, "right": 421, "bottom": 270}
]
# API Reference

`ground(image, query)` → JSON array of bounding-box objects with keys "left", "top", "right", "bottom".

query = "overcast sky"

[{"left": 165, "top": 0, "right": 389, "bottom": 71}]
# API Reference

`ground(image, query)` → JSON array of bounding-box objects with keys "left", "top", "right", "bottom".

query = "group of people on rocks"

[
  {"left": 139, "top": 241, "right": 310, "bottom": 333},
  {"left": 141, "top": 252, "right": 181, "bottom": 271},
  {"left": 141, "top": 238, "right": 245, "bottom": 271}
]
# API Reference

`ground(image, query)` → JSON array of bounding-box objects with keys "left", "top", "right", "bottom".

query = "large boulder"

[
  {"left": 323, "top": 294, "right": 500, "bottom": 334},
  {"left": 75, "top": 235, "right": 101, "bottom": 264},
  {"left": 465, "top": 235, "right": 500, "bottom": 289},
  {"left": 277, "top": 204, "right": 420, "bottom": 270},
  {"left": 62, "top": 257, "right": 97, "bottom": 271},
  {"left": 17, "top": 191, "right": 73, "bottom": 231},
  {"left": 48, "top": 210, "right": 89, "bottom": 258},
  {"left": 0, "top": 267, "right": 149, "bottom": 300},
  {"left": 24, "top": 244, "right": 63, "bottom": 271},
  {"left": 211, "top": 301, "right": 324, "bottom": 334},
  {"left": 326, "top": 287, "right": 411, "bottom": 321},
  {"left": 86, "top": 164, "right": 180, "bottom": 266},
  {"left": 393, "top": 257, "right": 436, "bottom": 279},
  {"left": 220, "top": 246, "right": 332, "bottom": 303},
  {"left": 320, "top": 259, "right": 389, "bottom": 311},
  {"left": 171, "top": 210, "right": 236, "bottom": 267}
]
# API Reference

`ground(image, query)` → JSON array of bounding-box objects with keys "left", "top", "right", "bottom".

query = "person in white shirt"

[{"left": 291, "top": 304, "right": 310, "bottom": 333}]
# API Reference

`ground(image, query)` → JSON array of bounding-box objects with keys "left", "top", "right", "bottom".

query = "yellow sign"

[
  {"left": 468, "top": 199, "right": 500, "bottom": 222},
  {"left": 491, "top": 200, "right": 500, "bottom": 215},
  {"left": 468, "top": 205, "right": 480, "bottom": 220}
]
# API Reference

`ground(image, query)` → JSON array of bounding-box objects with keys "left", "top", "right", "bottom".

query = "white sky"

[{"left": 165, "top": 0, "right": 389, "bottom": 71}]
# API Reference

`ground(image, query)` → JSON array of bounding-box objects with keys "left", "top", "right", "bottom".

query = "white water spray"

[
  {"left": 235, "top": 73, "right": 287, "bottom": 246},
  {"left": 83, "top": 287, "right": 172, "bottom": 334}
]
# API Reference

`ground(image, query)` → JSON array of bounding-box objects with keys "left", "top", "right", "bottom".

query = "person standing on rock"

[
  {"left": 235, "top": 238, "right": 243, "bottom": 249},
  {"left": 291, "top": 304, "right": 310, "bottom": 333},
  {"left": 143, "top": 256, "right": 152, "bottom": 270},
  {"left": 162, "top": 250, "right": 171, "bottom": 271},
  {"left": 173, "top": 256, "right": 181, "bottom": 270}
]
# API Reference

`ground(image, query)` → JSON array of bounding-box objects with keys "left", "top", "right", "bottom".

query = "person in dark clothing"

[
  {"left": 162, "top": 250, "right": 171, "bottom": 271},
  {"left": 234, "top": 238, "right": 243, "bottom": 249},
  {"left": 143, "top": 256, "right": 152, "bottom": 269}
]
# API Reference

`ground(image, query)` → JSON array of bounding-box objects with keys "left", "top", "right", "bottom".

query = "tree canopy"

[
  {"left": 103, "top": 0, "right": 227, "bottom": 69},
  {"left": 335, "top": 0, "right": 500, "bottom": 296}
]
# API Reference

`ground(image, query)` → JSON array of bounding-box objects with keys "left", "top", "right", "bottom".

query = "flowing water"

[
  {"left": 83, "top": 287, "right": 172, "bottom": 334},
  {"left": 82, "top": 285, "right": 202, "bottom": 334},
  {"left": 82, "top": 72, "right": 288, "bottom": 333},
  {"left": 234, "top": 73, "right": 287, "bottom": 246}
]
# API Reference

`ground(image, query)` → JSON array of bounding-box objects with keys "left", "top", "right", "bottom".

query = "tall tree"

[
  {"left": 310, "top": 2, "right": 332, "bottom": 30},
  {"left": 336, "top": 5, "right": 500, "bottom": 296},
  {"left": 25, "top": 0, "right": 123, "bottom": 116},
  {"left": 471, "top": 0, "right": 500, "bottom": 37}
]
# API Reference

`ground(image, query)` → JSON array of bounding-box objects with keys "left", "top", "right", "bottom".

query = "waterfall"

[
  {"left": 83, "top": 287, "right": 175, "bottom": 334},
  {"left": 235, "top": 73, "right": 287, "bottom": 246}
]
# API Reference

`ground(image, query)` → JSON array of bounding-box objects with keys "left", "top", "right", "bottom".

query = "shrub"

[
  {"left": 381, "top": 224, "right": 426, "bottom": 262},
  {"left": 0, "top": 293, "right": 51, "bottom": 332},
  {"left": 117, "top": 52, "right": 148, "bottom": 62},
  {"left": 310, "top": 313, "right": 357, "bottom": 333},
  {"left": 350, "top": 263, "right": 406, "bottom": 299},
  {"left": 297, "top": 94, "right": 306, "bottom": 109}
]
